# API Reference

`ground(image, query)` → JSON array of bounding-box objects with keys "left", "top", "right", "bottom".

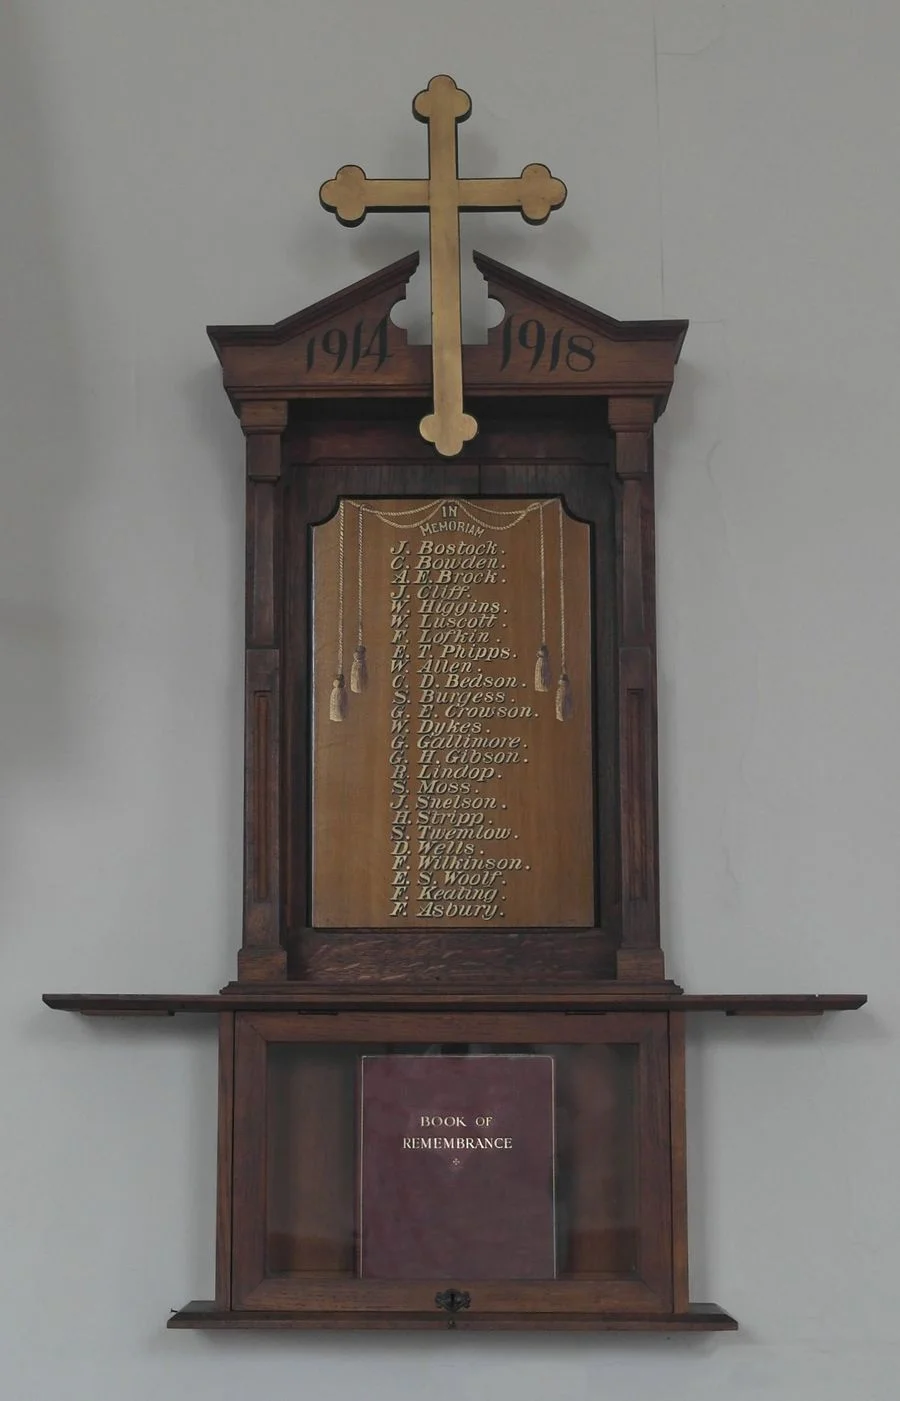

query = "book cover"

[{"left": 359, "top": 1054, "right": 556, "bottom": 1279}]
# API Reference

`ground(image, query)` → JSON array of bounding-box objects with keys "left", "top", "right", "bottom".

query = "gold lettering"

[{"left": 400, "top": 1134, "right": 513, "bottom": 1150}]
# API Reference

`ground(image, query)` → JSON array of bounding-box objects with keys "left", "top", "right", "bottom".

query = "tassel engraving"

[
  {"left": 330, "top": 674, "right": 348, "bottom": 722},
  {"left": 325, "top": 496, "right": 579, "bottom": 733},
  {"left": 330, "top": 501, "right": 348, "bottom": 720},
  {"left": 555, "top": 500, "right": 573, "bottom": 719},
  {"left": 350, "top": 645, "right": 368, "bottom": 693},
  {"left": 535, "top": 644, "right": 552, "bottom": 692}
]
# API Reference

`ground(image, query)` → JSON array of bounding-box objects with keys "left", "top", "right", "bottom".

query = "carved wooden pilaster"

[
  {"left": 609, "top": 397, "right": 665, "bottom": 984},
  {"left": 237, "top": 401, "right": 288, "bottom": 983}
]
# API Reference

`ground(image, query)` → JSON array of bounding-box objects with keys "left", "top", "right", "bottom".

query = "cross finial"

[{"left": 320, "top": 76, "right": 567, "bottom": 457}]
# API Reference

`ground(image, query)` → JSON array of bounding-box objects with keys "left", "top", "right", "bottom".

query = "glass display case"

[{"left": 230, "top": 1011, "right": 676, "bottom": 1322}]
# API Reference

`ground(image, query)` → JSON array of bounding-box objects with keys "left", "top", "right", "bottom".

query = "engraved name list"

[{"left": 312, "top": 497, "right": 594, "bottom": 929}]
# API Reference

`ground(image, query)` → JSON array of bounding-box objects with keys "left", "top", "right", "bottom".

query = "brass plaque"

[{"left": 311, "top": 498, "right": 594, "bottom": 928}]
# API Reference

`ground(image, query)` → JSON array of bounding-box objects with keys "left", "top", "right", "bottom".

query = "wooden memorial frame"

[
  {"left": 44, "top": 250, "right": 866, "bottom": 1334},
  {"left": 213, "top": 249, "right": 682, "bottom": 990}
]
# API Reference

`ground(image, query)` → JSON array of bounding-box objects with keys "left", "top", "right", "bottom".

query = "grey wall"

[{"left": 0, "top": 2, "right": 893, "bottom": 1396}]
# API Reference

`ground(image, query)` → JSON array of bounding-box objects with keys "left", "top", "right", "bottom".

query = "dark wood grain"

[
  {"left": 239, "top": 399, "right": 288, "bottom": 982},
  {"left": 291, "top": 927, "right": 616, "bottom": 984},
  {"left": 239, "top": 1273, "right": 666, "bottom": 1314},
  {"left": 557, "top": 1045, "right": 637, "bottom": 1277},
  {"left": 241, "top": 649, "right": 281, "bottom": 967},
  {"left": 609, "top": 397, "right": 663, "bottom": 983},
  {"left": 43, "top": 991, "right": 867, "bottom": 1015},
  {"left": 167, "top": 1299, "right": 738, "bottom": 1330},
  {"left": 237, "top": 1008, "right": 664, "bottom": 1043},
  {"left": 267, "top": 1045, "right": 356, "bottom": 1275},
  {"left": 215, "top": 1013, "right": 235, "bottom": 1309},
  {"left": 232, "top": 1016, "right": 268, "bottom": 1305},
  {"left": 669, "top": 1012, "right": 689, "bottom": 1314}
]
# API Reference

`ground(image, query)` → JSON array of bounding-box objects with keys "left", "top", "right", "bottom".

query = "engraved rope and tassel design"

[
  {"left": 534, "top": 502, "right": 552, "bottom": 693},
  {"left": 329, "top": 500, "right": 349, "bottom": 721},
  {"left": 534, "top": 499, "right": 573, "bottom": 719},
  {"left": 555, "top": 498, "right": 573, "bottom": 721},
  {"left": 350, "top": 504, "right": 368, "bottom": 692},
  {"left": 328, "top": 495, "right": 574, "bottom": 721}
]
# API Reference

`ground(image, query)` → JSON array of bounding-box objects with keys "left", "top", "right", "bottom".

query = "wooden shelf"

[
  {"left": 43, "top": 989, "right": 867, "bottom": 1016},
  {"left": 168, "top": 1300, "right": 739, "bottom": 1332}
]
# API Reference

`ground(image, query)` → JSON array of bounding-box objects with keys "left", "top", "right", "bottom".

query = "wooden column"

[
  {"left": 609, "top": 397, "right": 666, "bottom": 984},
  {"left": 668, "top": 1012, "right": 689, "bottom": 1312},
  {"left": 215, "top": 1012, "right": 235, "bottom": 1306},
  {"left": 236, "top": 400, "right": 288, "bottom": 983}
]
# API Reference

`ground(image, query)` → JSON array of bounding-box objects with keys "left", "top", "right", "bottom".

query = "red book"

[{"left": 359, "top": 1054, "right": 556, "bottom": 1279}]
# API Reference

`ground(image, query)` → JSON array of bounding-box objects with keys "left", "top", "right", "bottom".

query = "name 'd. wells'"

[{"left": 402, "top": 1113, "right": 512, "bottom": 1151}]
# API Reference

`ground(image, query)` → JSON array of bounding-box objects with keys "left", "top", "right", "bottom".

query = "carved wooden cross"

[{"left": 320, "top": 75, "right": 566, "bottom": 457}]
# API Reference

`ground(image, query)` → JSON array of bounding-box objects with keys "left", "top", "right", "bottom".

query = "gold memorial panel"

[{"left": 311, "top": 497, "right": 594, "bottom": 928}]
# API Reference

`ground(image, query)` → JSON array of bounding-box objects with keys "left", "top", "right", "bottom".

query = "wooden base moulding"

[
  {"left": 168, "top": 1302, "right": 739, "bottom": 1332},
  {"left": 44, "top": 991, "right": 867, "bottom": 1017}
]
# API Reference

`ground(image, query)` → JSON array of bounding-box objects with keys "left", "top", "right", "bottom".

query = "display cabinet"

[{"left": 45, "top": 76, "right": 865, "bottom": 1334}]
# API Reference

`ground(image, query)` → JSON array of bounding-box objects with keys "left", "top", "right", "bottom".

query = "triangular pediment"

[
  {"left": 208, "top": 252, "right": 687, "bottom": 414},
  {"left": 473, "top": 252, "right": 687, "bottom": 355},
  {"left": 208, "top": 252, "right": 420, "bottom": 359}
]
